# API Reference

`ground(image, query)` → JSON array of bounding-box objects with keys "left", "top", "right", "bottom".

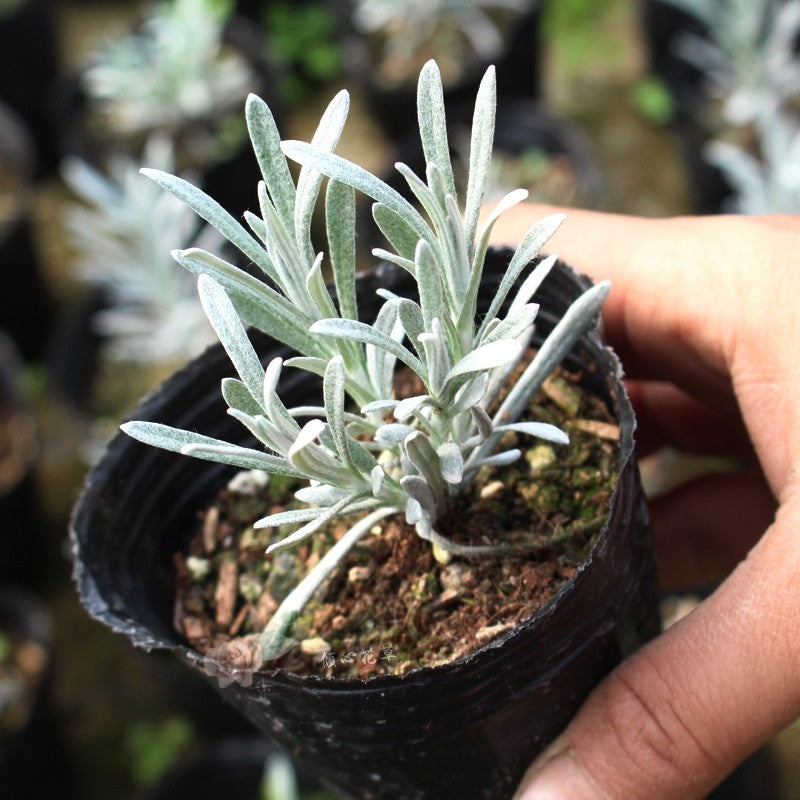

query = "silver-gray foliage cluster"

[{"left": 122, "top": 60, "right": 609, "bottom": 664}]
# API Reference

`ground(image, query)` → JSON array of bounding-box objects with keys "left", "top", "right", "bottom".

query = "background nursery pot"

[{"left": 71, "top": 251, "right": 660, "bottom": 800}]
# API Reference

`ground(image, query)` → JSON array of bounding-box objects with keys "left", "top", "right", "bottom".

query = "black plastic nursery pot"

[{"left": 72, "top": 252, "right": 660, "bottom": 799}]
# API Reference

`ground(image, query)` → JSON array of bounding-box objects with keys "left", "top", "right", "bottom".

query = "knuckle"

[{"left": 592, "top": 654, "right": 719, "bottom": 797}]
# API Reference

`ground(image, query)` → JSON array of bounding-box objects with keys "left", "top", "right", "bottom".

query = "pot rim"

[{"left": 70, "top": 252, "right": 640, "bottom": 690}]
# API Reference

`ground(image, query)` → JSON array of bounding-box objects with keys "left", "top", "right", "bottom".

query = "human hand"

[{"left": 489, "top": 206, "right": 800, "bottom": 799}]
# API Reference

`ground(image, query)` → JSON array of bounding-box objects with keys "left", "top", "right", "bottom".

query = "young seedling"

[{"left": 122, "top": 60, "right": 609, "bottom": 680}]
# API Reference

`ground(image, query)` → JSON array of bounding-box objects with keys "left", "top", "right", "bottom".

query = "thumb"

[{"left": 513, "top": 494, "right": 800, "bottom": 800}]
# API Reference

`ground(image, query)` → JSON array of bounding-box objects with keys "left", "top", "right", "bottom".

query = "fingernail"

[{"left": 514, "top": 744, "right": 603, "bottom": 800}]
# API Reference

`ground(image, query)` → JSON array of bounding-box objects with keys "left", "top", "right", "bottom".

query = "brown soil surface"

[{"left": 174, "top": 365, "right": 620, "bottom": 680}]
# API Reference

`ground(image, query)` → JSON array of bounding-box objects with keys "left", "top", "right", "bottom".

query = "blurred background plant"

[
  {"left": 60, "top": 135, "right": 216, "bottom": 365},
  {"left": 80, "top": 0, "right": 255, "bottom": 168}
]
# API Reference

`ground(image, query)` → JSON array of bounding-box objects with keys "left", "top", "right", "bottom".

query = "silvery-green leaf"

[
  {"left": 281, "top": 141, "right": 433, "bottom": 248},
  {"left": 397, "top": 299, "right": 424, "bottom": 352},
  {"left": 444, "top": 192, "right": 472, "bottom": 302},
  {"left": 346, "top": 436, "right": 379, "bottom": 475},
  {"left": 258, "top": 507, "right": 327, "bottom": 528},
  {"left": 403, "top": 431, "right": 444, "bottom": 498},
  {"left": 306, "top": 251, "right": 338, "bottom": 319},
  {"left": 227, "top": 408, "right": 293, "bottom": 454},
  {"left": 326, "top": 180, "right": 357, "bottom": 319},
  {"left": 244, "top": 210, "right": 268, "bottom": 244},
  {"left": 445, "top": 339, "right": 522, "bottom": 384},
  {"left": 371, "top": 204, "right": 421, "bottom": 264},
  {"left": 259, "top": 506, "right": 399, "bottom": 663},
  {"left": 495, "top": 281, "right": 611, "bottom": 425},
  {"left": 323, "top": 356, "right": 351, "bottom": 469},
  {"left": 361, "top": 398, "right": 398, "bottom": 414},
  {"left": 463, "top": 66, "right": 496, "bottom": 255},
  {"left": 288, "top": 405, "right": 371, "bottom": 429},
  {"left": 472, "top": 188, "right": 529, "bottom": 265},
  {"left": 310, "top": 318, "right": 427, "bottom": 381},
  {"left": 474, "top": 449, "right": 522, "bottom": 469},
  {"left": 262, "top": 358, "right": 301, "bottom": 436},
  {"left": 495, "top": 421, "right": 569, "bottom": 445},
  {"left": 480, "top": 304, "right": 538, "bottom": 345},
  {"left": 182, "top": 442, "right": 302, "bottom": 474},
  {"left": 480, "top": 213, "right": 566, "bottom": 335},
  {"left": 371, "top": 464, "right": 385, "bottom": 497},
  {"left": 371, "top": 247, "right": 417, "bottom": 276},
  {"left": 417, "top": 60, "right": 456, "bottom": 199},
  {"left": 461, "top": 188, "right": 529, "bottom": 330},
  {"left": 295, "top": 89, "right": 350, "bottom": 261},
  {"left": 245, "top": 94, "right": 296, "bottom": 234},
  {"left": 286, "top": 419, "right": 344, "bottom": 483},
  {"left": 446, "top": 373, "right": 489, "bottom": 419},
  {"left": 400, "top": 475, "right": 437, "bottom": 518},
  {"left": 121, "top": 422, "right": 303, "bottom": 476},
  {"left": 437, "top": 442, "right": 464, "bottom": 484},
  {"left": 261, "top": 494, "right": 360, "bottom": 550},
  {"left": 142, "top": 169, "right": 276, "bottom": 280},
  {"left": 394, "top": 394, "right": 433, "bottom": 421},
  {"left": 507, "top": 255, "right": 556, "bottom": 316},
  {"left": 294, "top": 485, "right": 351, "bottom": 507},
  {"left": 257, "top": 184, "right": 309, "bottom": 308},
  {"left": 367, "top": 299, "right": 403, "bottom": 399},
  {"left": 375, "top": 423, "right": 416, "bottom": 446},
  {"left": 284, "top": 356, "right": 329, "bottom": 378},
  {"left": 198, "top": 275, "right": 265, "bottom": 407},
  {"left": 470, "top": 405, "right": 493, "bottom": 440},
  {"left": 394, "top": 163, "right": 449, "bottom": 269},
  {"left": 405, "top": 497, "right": 423, "bottom": 525},
  {"left": 173, "top": 248, "right": 323, "bottom": 358},
  {"left": 222, "top": 378, "right": 262, "bottom": 416},
  {"left": 415, "top": 240, "right": 445, "bottom": 331}
]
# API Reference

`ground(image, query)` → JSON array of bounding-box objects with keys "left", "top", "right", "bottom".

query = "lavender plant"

[
  {"left": 82, "top": 0, "right": 253, "bottom": 154},
  {"left": 351, "top": 0, "right": 534, "bottom": 87},
  {"left": 61, "top": 136, "right": 217, "bottom": 363},
  {"left": 122, "top": 60, "right": 609, "bottom": 669}
]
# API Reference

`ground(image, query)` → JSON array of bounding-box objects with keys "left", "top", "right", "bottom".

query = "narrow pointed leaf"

[
  {"left": 445, "top": 339, "right": 522, "bottom": 383},
  {"left": 142, "top": 169, "right": 276, "bottom": 280},
  {"left": 375, "top": 423, "right": 417, "bottom": 446},
  {"left": 121, "top": 422, "right": 304, "bottom": 476},
  {"left": 481, "top": 213, "right": 566, "bottom": 333},
  {"left": 295, "top": 89, "right": 350, "bottom": 261},
  {"left": 245, "top": 94, "right": 296, "bottom": 234},
  {"left": 281, "top": 141, "right": 433, "bottom": 248},
  {"left": 198, "top": 275, "right": 265, "bottom": 406},
  {"left": 222, "top": 378, "right": 262, "bottom": 416},
  {"left": 323, "top": 356, "right": 352, "bottom": 469},
  {"left": 495, "top": 421, "right": 569, "bottom": 445},
  {"left": 173, "top": 248, "right": 323, "bottom": 358},
  {"left": 372, "top": 203, "right": 422, "bottom": 263},
  {"left": 400, "top": 475, "right": 437, "bottom": 518},
  {"left": 417, "top": 60, "right": 456, "bottom": 198},
  {"left": 310, "top": 318, "right": 427, "bottom": 380},
  {"left": 326, "top": 180, "right": 358, "bottom": 319},
  {"left": 480, "top": 304, "right": 539, "bottom": 344},
  {"left": 437, "top": 442, "right": 464, "bottom": 484},
  {"left": 463, "top": 66, "right": 497, "bottom": 253},
  {"left": 394, "top": 394, "right": 433, "bottom": 421},
  {"left": 508, "top": 255, "right": 557, "bottom": 315}
]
